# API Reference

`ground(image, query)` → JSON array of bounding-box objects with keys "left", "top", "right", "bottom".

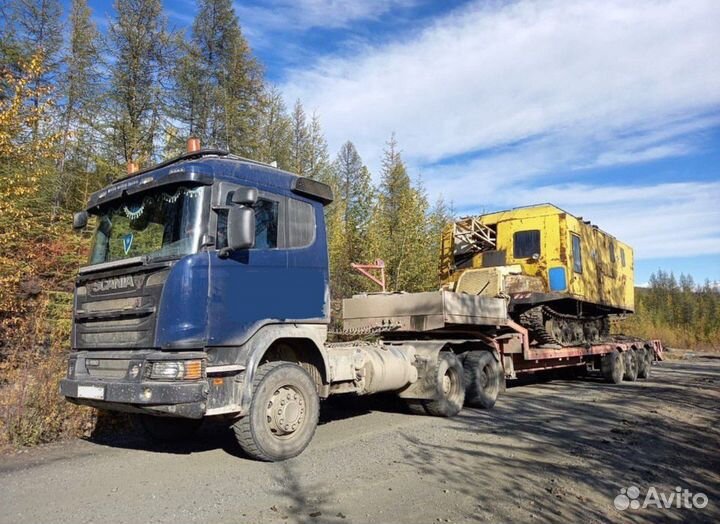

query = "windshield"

[{"left": 89, "top": 185, "right": 207, "bottom": 265}]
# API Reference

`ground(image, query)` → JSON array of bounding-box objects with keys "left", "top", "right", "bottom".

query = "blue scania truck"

[{"left": 61, "top": 141, "right": 660, "bottom": 461}]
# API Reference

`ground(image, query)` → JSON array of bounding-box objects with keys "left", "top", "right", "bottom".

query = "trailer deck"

[{"left": 342, "top": 290, "right": 508, "bottom": 333}]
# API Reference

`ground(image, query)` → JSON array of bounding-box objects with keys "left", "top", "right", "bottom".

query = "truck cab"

[{"left": 61, "top": 149, "right": 334, "bottom": 426}]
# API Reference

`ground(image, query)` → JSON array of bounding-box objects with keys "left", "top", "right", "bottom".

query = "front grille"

[
  {"left": 74, "top": 266, "right": 168, "bottom": 350},
  {"left": 85, "top": 358, "right": 131, "bottom": 379}
]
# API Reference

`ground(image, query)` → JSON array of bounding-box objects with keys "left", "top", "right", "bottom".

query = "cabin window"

[
  {"left": 216, "top": 197, "right": 280, "bottom": 249},
  {"left": 609, "top": 241, "right": 616, "bottom": 264},
  {"left": 572, "top": 234, "right": 582, "bottom": 273},
  {"left": 254, "top": 198, "right": 279, "bottom": 249},
  {"left": 620, "top": 248, "right": 626, "bottom": 267},
  {"left": 513, "top": 230, "right": 541, "bottom": 258},
  {"left": 287, "top": 198, "right": 316, "bottom": 248}
]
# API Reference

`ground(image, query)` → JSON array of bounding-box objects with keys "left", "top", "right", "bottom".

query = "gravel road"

[{"left": 1, "top": 358, "right": 718, "bottom": 524}]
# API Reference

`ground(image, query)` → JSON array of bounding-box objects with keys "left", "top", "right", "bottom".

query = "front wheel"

[{"left": 233, "top": 361, "right": 319, "bottom": 462}]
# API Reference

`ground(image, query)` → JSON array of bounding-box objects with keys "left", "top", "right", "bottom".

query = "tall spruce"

[
  {"left": 52, "top": 0, "right": 101, "bottom": 215},
  {"left": 257, "top": 87, "right": 292, "bottom": 169},
  {"left": 290, "top": 99, "right": 310, "bottom": 177},
  {"left": 174, "top": 0, "right": 265, "bottom": 155},
  {"left": 326, "top": 141, "right": 374, "bottom": 298},
  {"left": 5, "top": 0, "right": 63, "bottom": 137},
  {"left": 368, "top": 134, "right": 434, "bottom": 292},
  {"left": 108, "top": 0, "right": 172, "bottom": 165}
]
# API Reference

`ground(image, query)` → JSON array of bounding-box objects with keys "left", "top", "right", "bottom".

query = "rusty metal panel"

[{"left": 342, "top": 290, "right": 508, "bottom": 333}]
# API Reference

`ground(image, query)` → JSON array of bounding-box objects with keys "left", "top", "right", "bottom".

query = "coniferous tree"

[
  {"left": 5, "top": 0, "right": 63, "bottom": 137},
  {"left": 174, "top": 0, "right": 265, "bottom": 156},
  {"left": 52, "top": 0, "right": 101, "bottom": 215},
  {"left": 306, "top": 111, "right": 332, "bottom": 181},
  {"left": 257, "top": 87, "right": 292, "bottom": 169},
  {"left": 108, "top": 0, "right": 172, "bottom": 165},
  {"left": 290, "top": 99, "right": 310, "bottom": 177},
  {"left": 367, "top": 134, "right": 434, "bottom": 292},
  {"left": 326, "top": 141, "right": 374, "bottom": 298}
]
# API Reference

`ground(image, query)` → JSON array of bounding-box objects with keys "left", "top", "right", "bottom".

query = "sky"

[{"left": 83, "top": 0, "right": 720, "bottom": 285}]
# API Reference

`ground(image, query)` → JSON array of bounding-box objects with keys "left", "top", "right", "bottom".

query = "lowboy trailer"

[{"left": 61, "top": 142, "right": 662, "bottom": 461}]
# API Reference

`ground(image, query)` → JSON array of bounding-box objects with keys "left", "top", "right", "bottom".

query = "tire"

[
  {"left": 623, "top": 350, "right": 639, "bottom": 382},
  {"left": 233, "top": 361, "right": 319, "bottom": 462},
  {"left": 422, "top": 352, "right": 465, "bottom": 417},
  {"left": 637, "top": 348, "right": 652, "bottom": 379},
  {"left": 404, "top": 399, "right": 428, "bottom": 415},
  {"left": 635, "top": 348, "right": 652, "bottom": 378},
  {"left": 133, "top": 414, "right": 202, "bottom": 442},
  {"left": 463, "top": 351, "right": 502, "bottom": 409},
  {"left": 601, "top": 351, "right": 624, "bottom": 384}
]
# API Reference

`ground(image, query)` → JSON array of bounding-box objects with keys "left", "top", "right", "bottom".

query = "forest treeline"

[
  {"left": 0, "top": 0, "right": 449, "bottom": 446},
  {"left": 618, "top": 271, "right": 720, "bottom": 351}
]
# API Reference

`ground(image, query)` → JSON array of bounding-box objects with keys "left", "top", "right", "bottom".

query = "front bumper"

[{"left": 60, "top": 350, "right": 209, "bottom": 419}]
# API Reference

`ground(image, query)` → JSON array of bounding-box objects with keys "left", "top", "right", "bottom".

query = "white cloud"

[
  {"left": 280, "top": 0, "right": 720, "bottom": 261},
  {"left": 282, "top": 0, "right": 720, "bottom": 170},
  {"left": 235, "top": 0, "right": 417, "bottom": 35}
]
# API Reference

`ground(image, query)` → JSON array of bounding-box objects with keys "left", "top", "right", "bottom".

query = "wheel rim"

[
  {"left": 442, "top": 372, "right": 452, "bottom": 396},
  {"left": 266, "top": 384, "right": 305, "bottom": 438},
  {"left": 441, "top": 366, "right": 462, "bottom": 400},
  {"left": 480, "top": 365, "right": 490, "bottom": 389}
]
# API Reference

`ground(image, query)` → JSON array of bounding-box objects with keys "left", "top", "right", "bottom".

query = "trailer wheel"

[
  {"left": 422, "top": 352, "right": 465, "bottom": 417},
  {"left": 623, "top": 350, "right": 639, "bottom": 382},
  {"left": 601, "top": 350, "right": 624, "bottom": 384},
  {"left": 233, "top": 361, "right": 319, "bottom": 462},
  {"left": 133, "top": 414, "right": 202, "bottom": 442},
  {"left": 463, "top": 351, "right": 502, "bottom": 409},
  {"left": 637, "top": 348, "right": 652, "bottom": 379}
]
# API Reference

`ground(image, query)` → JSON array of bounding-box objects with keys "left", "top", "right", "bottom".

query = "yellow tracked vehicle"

[{"left": 440, "top": 204, "right": 634, "bottom": 346}]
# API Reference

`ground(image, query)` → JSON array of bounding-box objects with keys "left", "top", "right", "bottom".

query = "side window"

[
  {"left": 254, "top": 199, "right": 279, "bottom": 249},
  {"left": 620, "top": 248, "right": 626, "bottom": 267},
  {"left": 287, "top": 198, "right": 315, "bottom": 248},
  {"left": 215, "top": 197, "right": 280, "bottom": 250},
  {"left": 513, "top": 230, "right": 540, "bottom": 259},
  {"left": 609, "top": 241, "right": 616, "bottom": 264},
  {"left": 572, "top": 234, "right": 582, "bottom": 273}
]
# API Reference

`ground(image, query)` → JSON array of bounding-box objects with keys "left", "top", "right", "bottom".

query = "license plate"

[{"left": 77, "top": 385, "right": 105, "bottom": 400}]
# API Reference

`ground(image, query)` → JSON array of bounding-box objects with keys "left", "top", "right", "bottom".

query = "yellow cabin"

[{"left": 440, "top": 204, "right": 633, "bottom": 345}]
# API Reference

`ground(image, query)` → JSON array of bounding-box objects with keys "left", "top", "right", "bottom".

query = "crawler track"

[{"left": 518, "top": 305, "right": 609, "bottom": 346}]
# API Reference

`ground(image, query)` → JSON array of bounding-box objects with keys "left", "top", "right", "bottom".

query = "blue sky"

[{"left": 83, "top": 0, "right": 720, "bottom": 285}]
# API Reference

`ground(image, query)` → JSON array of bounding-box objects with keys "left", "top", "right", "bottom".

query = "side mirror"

[
  {"left": 73, "top": 211, "right": 88, "bottom": 230},
  {"left": 226, "top": 206, "right": 255, "bottom": 251},
  {"left": 231, "top": 187, "right": 258, "bottom": 206}
]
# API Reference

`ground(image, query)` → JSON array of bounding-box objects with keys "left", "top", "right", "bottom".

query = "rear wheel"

[
  {"left": 463, "top": 351, "right": 502, "bottom": 409},
  {"left": 233, "top": 361, "right": 319, "bottom": 462},
  {"left": 623, "top": 350, "right": 639, "bottom": 382},
  {"left": 423, "top": 352, "right": 465, "bottom": 417},
  {"left": 637, "top": 348, "right": 652, "bottom": 379},
  {"left": 601, "top": 351, "right": 624, "bottom": 384},
  {"left": 134, "top": 414, "right": 202, "bottom": 442}
]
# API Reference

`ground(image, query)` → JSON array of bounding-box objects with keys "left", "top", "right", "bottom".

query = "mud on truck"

[{"left": 62, "top": 141, "right": 662, "bottom": 462}]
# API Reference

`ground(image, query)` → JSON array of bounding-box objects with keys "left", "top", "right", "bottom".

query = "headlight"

[{"left": 148, "top": 360, "right": 204, "bottom": 380}]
